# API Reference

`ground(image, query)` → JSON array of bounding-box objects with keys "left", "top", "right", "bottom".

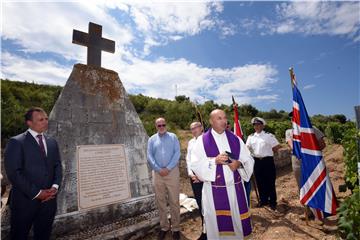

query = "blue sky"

[{"left": 1, "top": 1, "right": 359, "bottom": 119}]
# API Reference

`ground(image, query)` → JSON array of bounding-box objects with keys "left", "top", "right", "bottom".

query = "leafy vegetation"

[
  {"left": 325, "top": 122, "right": 356, "bottom": 144},
  {"left": 338, "top": 189, "right": 360, "bottom": 240},
  {"left": 1, "top": 79, "right": 62, "bottom": 147},
  {"left": 1, "top": 79, "right": 354, "bottom": 145},
  {"left": 341, "top": 128, "right": 360, "bottom": 191},
  {"left": 337, "top": 126, "right": 359, "bottom": 239}
]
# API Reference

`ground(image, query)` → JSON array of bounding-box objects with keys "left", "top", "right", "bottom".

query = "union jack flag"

[{"left": 290, "top": 69, "right": 337, "bottom": 220}]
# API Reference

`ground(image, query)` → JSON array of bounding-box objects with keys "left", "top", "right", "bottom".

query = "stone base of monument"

[
  {"left": 274, "top": 148, "right": 292, "bottom": 169},
  {"left": 1, "top": 195, "right": 156, "bottom": 239},
  {"left": 51, "top": 194, "right": 156, "bottom": 239},
  {"left": 1, "top": 194, "right": 197, "bottom": 240},
  {"left": 54, "top": 205, "right": 196, "bottom": 240}
]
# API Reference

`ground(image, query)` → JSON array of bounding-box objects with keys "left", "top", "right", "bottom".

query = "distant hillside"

[
  {"left": 1, "top": 79, "right": 62, "bottom": 145},
  {"left": 1, "top": 79, "right": 352, "bottom": 146}
]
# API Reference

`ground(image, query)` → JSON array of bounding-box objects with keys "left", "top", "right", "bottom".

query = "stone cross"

[{"left": 72, "top": 22, "right": 115, "bottom": 67}]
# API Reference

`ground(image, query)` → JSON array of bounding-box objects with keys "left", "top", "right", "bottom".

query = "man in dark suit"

[{"left": 4, "top": 107, "right": 62, "bottom": 240}]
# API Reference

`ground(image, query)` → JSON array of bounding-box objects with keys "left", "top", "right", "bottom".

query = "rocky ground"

[{"left": 144, "top": 143, "right": 350, "bottom": 240}]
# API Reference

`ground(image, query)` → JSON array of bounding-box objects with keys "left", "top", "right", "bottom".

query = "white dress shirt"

[
  {"left": 186, "top": 137, "right": 197, "bottom": 177},
  {"left": 246, "top": 130, "right": 279, "bottom": 158},
  {"left": 28, "top": 128, "right": 48, "bottom": 156},
  {"left": 28, "top": 128, "right": 59, "bottom": 199}
]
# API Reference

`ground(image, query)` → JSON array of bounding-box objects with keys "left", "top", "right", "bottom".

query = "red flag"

[{"left": 232, "top": 96, "right": 244, "bottom": 140}]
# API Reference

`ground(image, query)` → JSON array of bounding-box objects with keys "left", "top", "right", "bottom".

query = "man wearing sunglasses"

[{"left": 147, "top": 117, "right": 181, "bottom": 240}]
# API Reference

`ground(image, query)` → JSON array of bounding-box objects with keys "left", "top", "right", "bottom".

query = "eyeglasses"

[
  {"left": 190, "top": 125, "right": 201, "bottom": 130},
  {"left": 157, "top": 124, "right": 166, "bottom": 128}
]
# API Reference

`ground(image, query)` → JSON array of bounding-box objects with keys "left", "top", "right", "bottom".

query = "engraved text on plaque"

[{"left": 77, "top": 144, "right": 130, "bottom": 210}]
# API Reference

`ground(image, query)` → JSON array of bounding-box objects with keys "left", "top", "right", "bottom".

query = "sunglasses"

[
  {"left": 190, "top": 125, "right": 200, "bottom": 130},
  {"left": 157, "top": 124, "right": 166, "bottom": 128}
]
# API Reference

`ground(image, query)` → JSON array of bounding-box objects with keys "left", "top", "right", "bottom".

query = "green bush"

[
  {"left": 265, "top": 121, "right": 291, "bottom": 143},
  {"left": 165, "top": 101, "right": 194, "bottom": 129},
  {"left": 341, "top": 128, "right": 359, "bottom": 191},
  {"left": 337, "top": 125, "right": 359, "bottom": 239},
  {"left": 325, "top": 122, "right": 344, "bottom": 144},
  {"left": 338, "top": 189, "right": 360, "bottom": 240},
  {"left": 240, "top": 121, "right": 253, "bottom": 141},
  {"left": 1, "top": 80, "right": 62, "bottom": 146},
  {"left": 129, "top": 94, "right": 148, "bottom": 113},
  {"left": 2, "top": 79, "right": 355, "bottom": 149}
]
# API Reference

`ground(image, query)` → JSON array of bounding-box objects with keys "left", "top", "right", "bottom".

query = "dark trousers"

[
  {"left": 244, "top": 180, "right": 251, "bottom": 207},
  {"left": 254, "top": 157, "right": 277, "bottom": 206},
  {"left": 10, "top": 191, "right": 57, "bottom": 240},
  {"left": 190, "top": 179, "right": 204, "bottom": 229}
]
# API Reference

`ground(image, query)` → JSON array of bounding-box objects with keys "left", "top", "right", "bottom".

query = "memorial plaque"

[{"left": 77, "top": 144, "right": 130, "bottom": 210}]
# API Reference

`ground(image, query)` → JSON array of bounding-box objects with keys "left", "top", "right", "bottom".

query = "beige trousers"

[{"left": 153, "top": 166, "right": 180, "bottom": 231}]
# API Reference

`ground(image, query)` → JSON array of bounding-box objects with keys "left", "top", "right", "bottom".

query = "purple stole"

[{"left": 203, "top": 129, "right": 252, "bottom": 237}]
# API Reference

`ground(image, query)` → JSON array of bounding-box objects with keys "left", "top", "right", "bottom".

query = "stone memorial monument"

[{"left": 1, "top": 22, "right": 157, "bottom": 240}]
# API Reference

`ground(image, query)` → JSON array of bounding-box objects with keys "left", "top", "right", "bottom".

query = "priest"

[{"left": 190, "top": 109, "right": 254, "bottom": 239}]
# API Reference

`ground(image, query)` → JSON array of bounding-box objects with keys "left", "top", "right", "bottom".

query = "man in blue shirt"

[{"left": 147, "top": 117, "right": 181, "bottom": 240}]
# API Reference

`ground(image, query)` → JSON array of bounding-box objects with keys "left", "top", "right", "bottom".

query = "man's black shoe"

[
  {"left": 256, "top": 202, "right": 268, "bottom": 208},
  {"left": 270, "top": 204, "right": 277, "bottom": 211},
  {"left": 172, "top": 231, "right": 180, "bottom": 240},
  {"left": 197, "top": 232, "right": 207, "bottom": 240},
  {"left": 158, "top": 230, "right": 168, "bottom": 240}
]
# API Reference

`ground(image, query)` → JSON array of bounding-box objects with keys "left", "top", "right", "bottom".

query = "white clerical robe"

[{"left": 190, "top": 129, "right": 254, "bottom": 240}]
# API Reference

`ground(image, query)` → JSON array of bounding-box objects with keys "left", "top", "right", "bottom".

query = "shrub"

[
  {"left": 325, "top": 122, "right": 344, "bottom": 144},
  {"left": 338, "top": 189, "right": 360, "bottom": 240},
  {"left": 341, "top": 128, "right": 359, "bottom": 191}
]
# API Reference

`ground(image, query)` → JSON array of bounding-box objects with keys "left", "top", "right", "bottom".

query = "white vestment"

[{"left": 190, "top": 129, "right": 254, "bottom": 240}]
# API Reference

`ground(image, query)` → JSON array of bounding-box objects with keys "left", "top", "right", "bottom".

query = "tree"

[
  {"left": 175, "top": 95, "right": 189, "bottom": 103},
  {"left": 1, "top": 79, "right": 62, "bottom": 147},
  {"left": 239, "top": 104, "right": 258, "bottom": 117},
  {"left": 144, "top": 99, "right": 167, "bottom": 115},
  {"left": 260, "top": 109, "right": 284, "bottom": 119},
  {"left": 331, "top": 114, "right": 347, "bottom": 124},
  {"left": 129, "top": 94, "right": 148, "bottom": 113},
  {"left": 165, "top": 101, "right": 194, "bottom": 129}
]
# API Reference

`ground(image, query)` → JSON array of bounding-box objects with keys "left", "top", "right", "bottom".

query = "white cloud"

[
  {"left": 209, "top": 64, "right": 278, "bottom": 104},
  {"left": 1, "top": 1, "right": 279, "bottom": 107},
  {"left": 303, "top": 84, "right": 316, "bottom": 90},
  {"left": 2, "top": 1, "right": 227, "bottom": 61},
  {"left": 1, "top": 52, "right": 71, "bottom": 85},
  {"left": 242, "top": 2, "right": 360, "bottom": 40},
  {"left": 114, "top": 57, "right": 278, "bottom": 105},
  {"left": 273, "top": 2, "right": 360, "bottom": 40},
  {"left": 125, "top": 2, "right": 224, "bottom": 54},
  {"left": 2, "top": 2, "right": 134, "bottom": 60},
  {"left": 255, "top": 95, "right": 279, "bottom": 102},
  {"left": 217, "top": 20, "right": 237, "bottom": 38},
  {"left": 276, "top": 20, "right": 295, "bottom": 34},
  {"left": 314, "top": 74, "right": 323, "bottom": 79},
  {"left": 169, "top": 35, "right": 183, "bottom": 41},
  {"left": 2, "top": 50, "right": 278, "bottom": 107}
]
